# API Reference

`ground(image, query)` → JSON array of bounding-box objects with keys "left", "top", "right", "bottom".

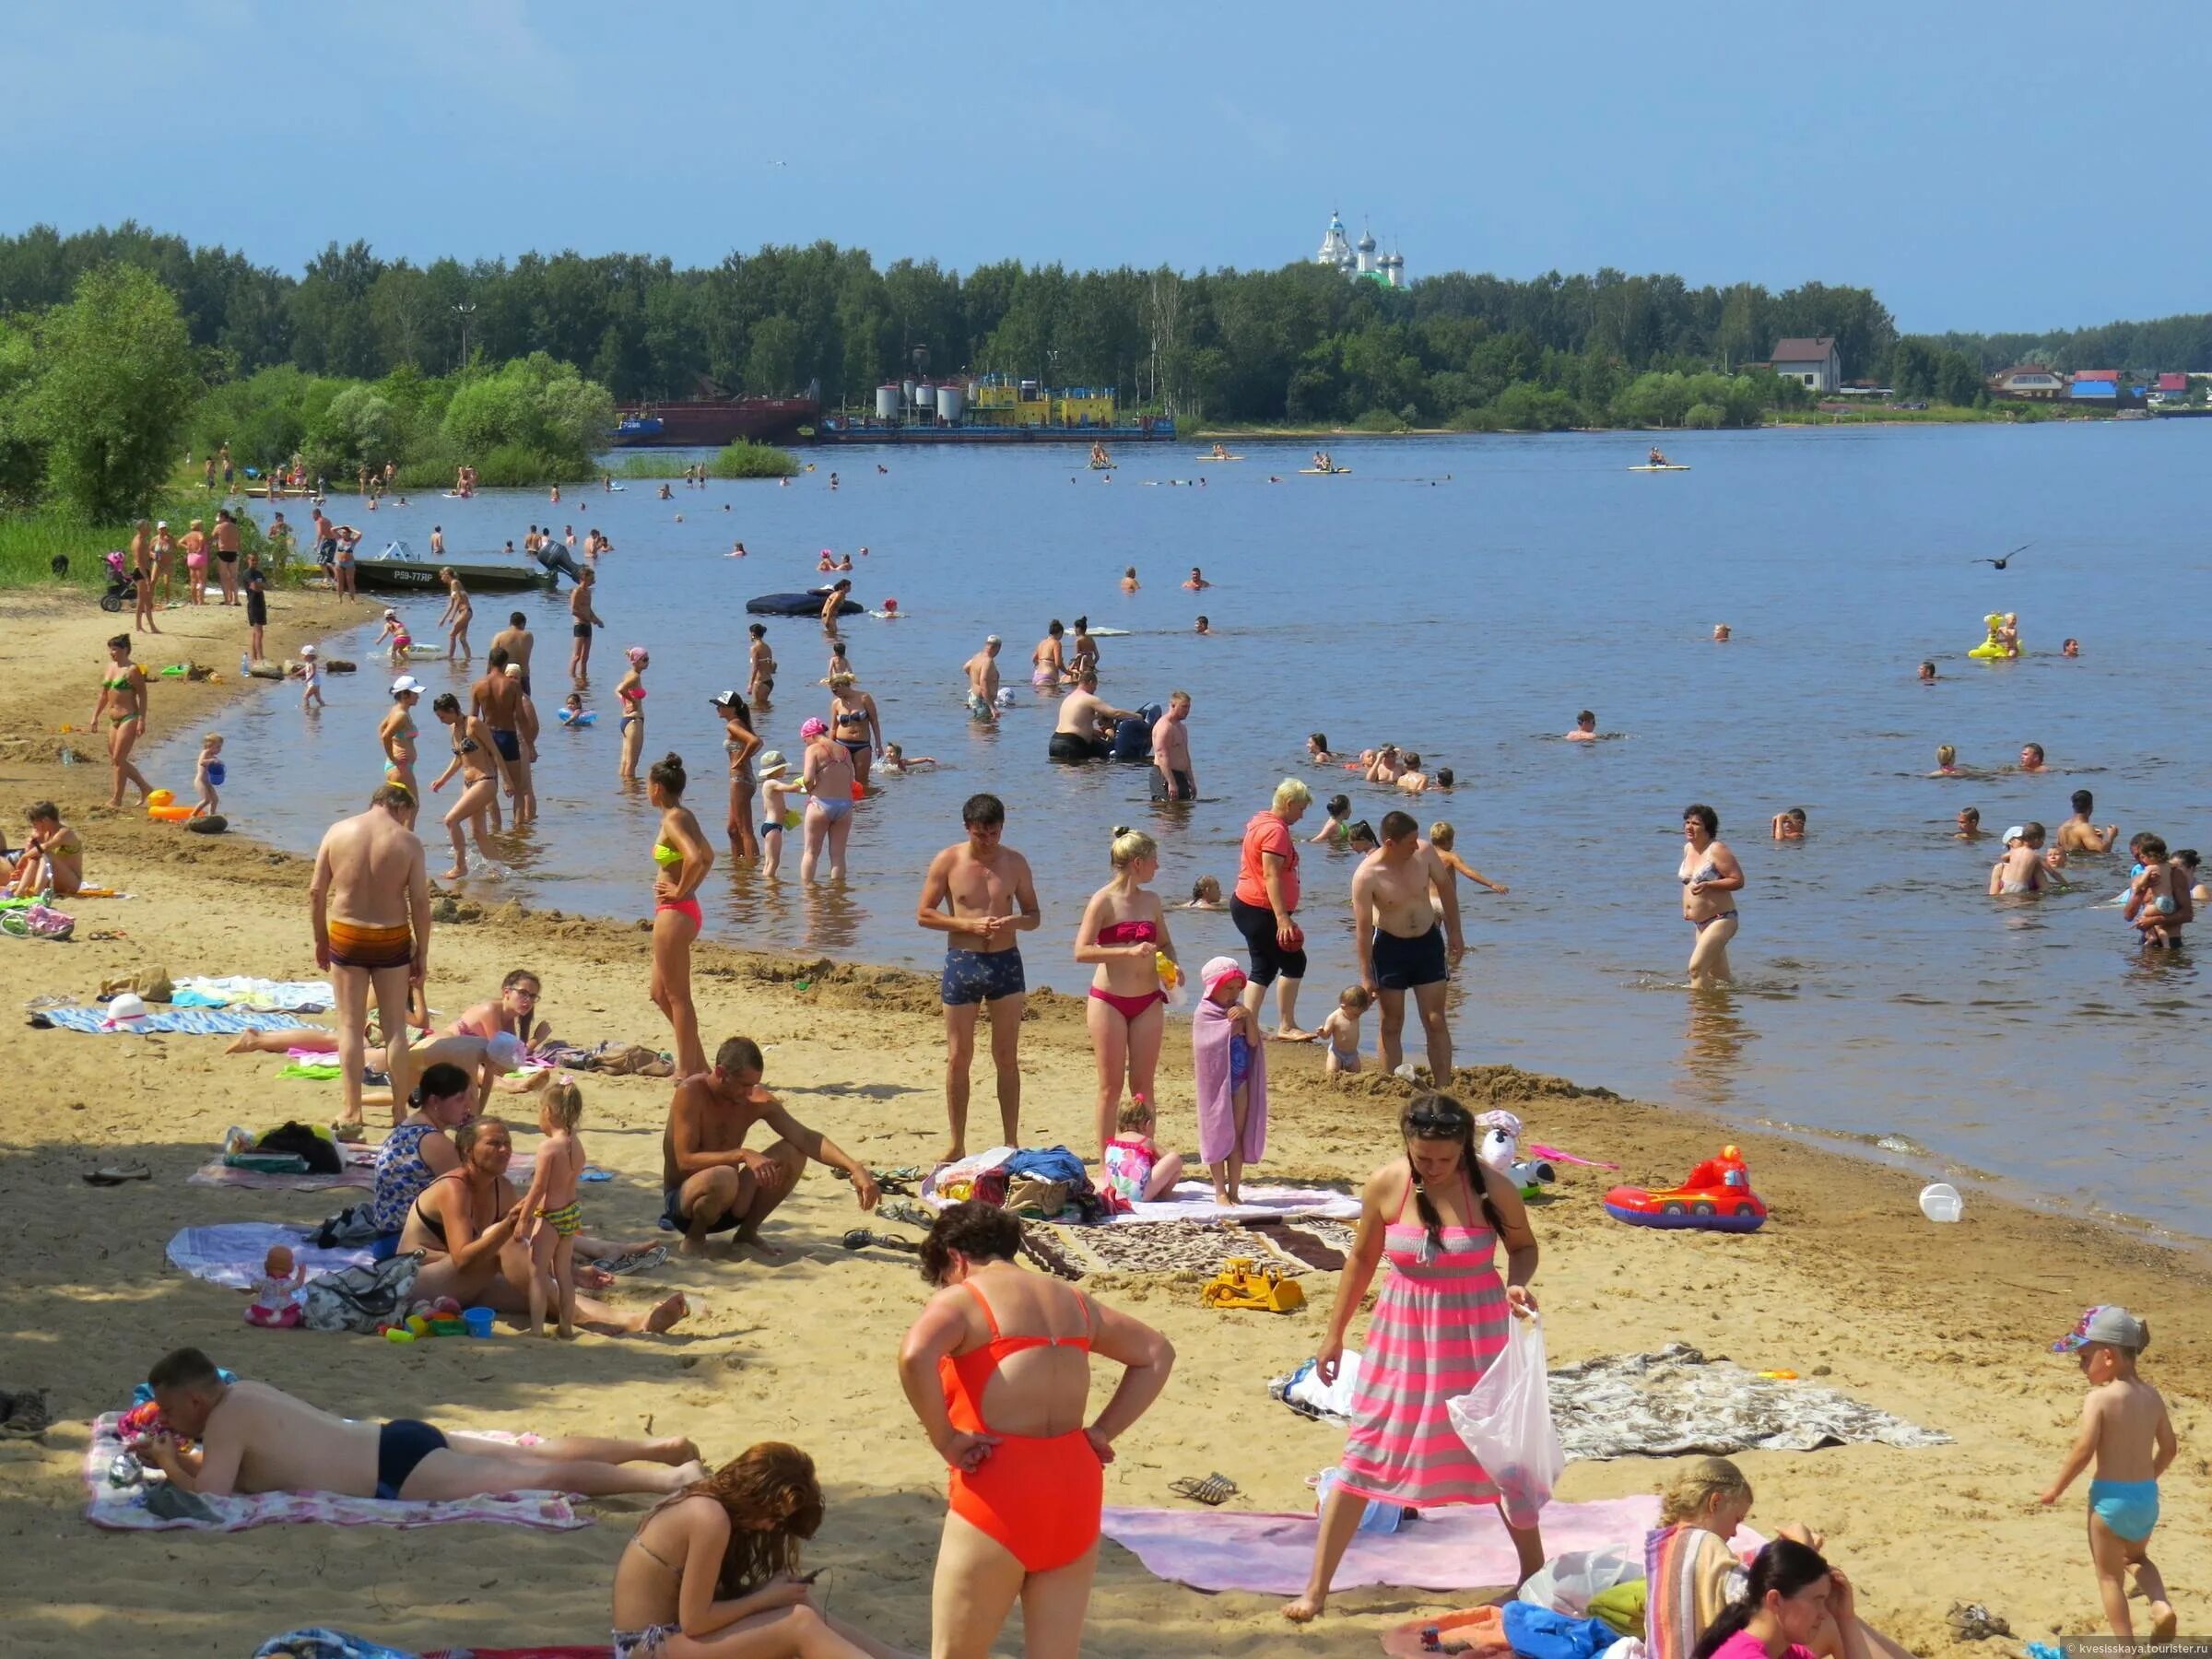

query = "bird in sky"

[{"left": 1971, "top": 543, "right": 2031, "bottom": 570}]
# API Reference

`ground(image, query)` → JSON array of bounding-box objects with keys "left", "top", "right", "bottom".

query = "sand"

[{"left": 0, "top": 588, "right": 2205, "bottom": 1657}]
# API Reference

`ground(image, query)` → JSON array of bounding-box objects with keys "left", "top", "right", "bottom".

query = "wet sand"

[{"left": 0, "top": 590, "right": 2206, "bottom": 1656}]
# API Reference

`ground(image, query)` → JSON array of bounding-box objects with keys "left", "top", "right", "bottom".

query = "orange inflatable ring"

[{"left": 147, "top": 805, "right": 194, "bottom": 822}]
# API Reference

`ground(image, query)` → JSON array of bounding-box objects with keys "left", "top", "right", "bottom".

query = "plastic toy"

[
  {"left": 1967, "top": 613, "right": 2009, "bottom": 660},
  {"left": 1603, "top": 1145, "right": 1767, "bottom": 1232},
  {"left": 146, "top": 788, "right": 174, "bottom": 807},
  {"left": 1476, "top": 1110, "right": 1557, "bottom": 1199},
  {"left": 1200, "top": 1257, "right": 1306, "bottom": 1312}
]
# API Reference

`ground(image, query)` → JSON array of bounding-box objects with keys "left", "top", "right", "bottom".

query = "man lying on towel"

[{"left": 135, "top": 1347, "right": 704, "bottom": 1500}]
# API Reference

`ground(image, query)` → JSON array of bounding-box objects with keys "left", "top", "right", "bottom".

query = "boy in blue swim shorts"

[{"left": 2040, "top": 1304, "right": 2179, "bottom": 1644}]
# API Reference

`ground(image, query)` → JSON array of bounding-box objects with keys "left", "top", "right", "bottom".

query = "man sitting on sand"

[
  {"left": 135, "top": 1347, "right": 704, "bottom": 1500},
  {"left": 6, "top": 802, "right": 82, "bottom": 899},
  {"left": 662, "top": 1036, "right": 880, "bottom": 1256}
]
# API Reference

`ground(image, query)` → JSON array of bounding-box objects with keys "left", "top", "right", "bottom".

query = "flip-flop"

[
  {"left": 82, "top": 1163, "right": 152, "bottom": 1186},
  {"left": 1169, "top": 1472, "right": 1240, "bottom": 1506},
  {"left": 591, "top": 1243, "right": 670, "bottom": 1277}
]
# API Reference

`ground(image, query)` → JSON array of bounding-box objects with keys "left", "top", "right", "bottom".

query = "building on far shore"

[
  {"left": 2070, "top": 369, "right": 2118, "bottom": 403},
  {"left": 1315, "top": 210, "right": 1406, "bottom": 288},
  {"left": 1767, "top": 336, "right": 1842, "bottom": 392},
  {"left": 1990, "top": 365, "right": 2065, "bottom": 400}
]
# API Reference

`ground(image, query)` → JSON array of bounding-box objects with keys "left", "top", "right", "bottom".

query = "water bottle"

[
  {"left": 58, "top": 746, "right": 76, "bottom": 767},
  {"left": 241, "top": 652, "right": 252, "bottom": 676}
]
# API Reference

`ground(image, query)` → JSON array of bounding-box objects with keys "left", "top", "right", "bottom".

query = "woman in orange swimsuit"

[
  {"left": 1073, "top": 827, "right": 1178, "bottom": 1157},
  {"left": 898, "top": 1203, "right": 1174, "bottom": 1659}
]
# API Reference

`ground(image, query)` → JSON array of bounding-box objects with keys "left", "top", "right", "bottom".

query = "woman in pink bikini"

[
  {"left": 646, "top": 753, "right": 713, "bottom": 1080},
  {"left": 1074, "top": 828, "right": 1179, "bottom": 1156}
]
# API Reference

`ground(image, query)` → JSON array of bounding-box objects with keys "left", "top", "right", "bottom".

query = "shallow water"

[{"left": 147, "top": 424, "right": 2211, "bottom": 1234}]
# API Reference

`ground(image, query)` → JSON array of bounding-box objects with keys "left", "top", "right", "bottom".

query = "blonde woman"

[
  {"left": 128, "top": 520, "right": 161, "bottom": 635},
  {"left": 616, "top": 648, "right": 650, "bottom": 782},
  {"left": 440, "top": 568, "right": 474, "bottom": 665},
  {"left": 1074, "top": 827, "right": 1178, "bottom": 1155}
]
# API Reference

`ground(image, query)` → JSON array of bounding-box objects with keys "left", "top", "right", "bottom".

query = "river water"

[{"left": 146, "top": 424, "right": 2211, "bottom": 1236}]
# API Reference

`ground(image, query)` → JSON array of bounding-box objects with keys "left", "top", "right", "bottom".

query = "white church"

[{"left": 1315, "top": 210, "right": 1405, "bottom": 287}]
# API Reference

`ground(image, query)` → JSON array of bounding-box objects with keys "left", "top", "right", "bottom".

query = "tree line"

[{"left": 0, "top": 221, "right": 1915, "bottom": 429}]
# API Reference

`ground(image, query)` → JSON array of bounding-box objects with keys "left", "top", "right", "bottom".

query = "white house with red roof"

[{"left": 1768, "top": 336, "right": 1842, "bottom": 392}]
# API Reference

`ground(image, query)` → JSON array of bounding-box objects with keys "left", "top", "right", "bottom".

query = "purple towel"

[{"left": 1191, "top": 995, "right": 1266, "bottom": 1167}]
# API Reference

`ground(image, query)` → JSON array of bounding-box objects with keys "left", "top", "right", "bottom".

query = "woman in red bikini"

[
  {"left": 898, "top": 1203, "right": 1174, "bottom": 1659},
  {"left": 1074, "top": 827, "right": 1180, "bottom": 1157},
  {"left": 647, "top": 753, "right": 713, "bottom": 1081}
]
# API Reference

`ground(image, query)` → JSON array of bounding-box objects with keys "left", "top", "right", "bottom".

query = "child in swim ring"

[
  {"left": 559, "top": 693, "right": 594, "bottom": 727},
  {"left": 194, "top": 734, "right": 225, "bottom": 818}
]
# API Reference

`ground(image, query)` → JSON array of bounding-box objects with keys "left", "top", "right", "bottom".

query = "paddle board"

[
  {"left": 1089, "top": 627, "right": 1133, "bottom": 637},
  {"left": 1627, "top": 464, "right": 1691, "bottom": 472},
  {"left": 1297, "top": 467, "right": 1352, "bottom": 476},
  {"left": 1195, "top": 454, "right": 1244, "bottom": 462}
]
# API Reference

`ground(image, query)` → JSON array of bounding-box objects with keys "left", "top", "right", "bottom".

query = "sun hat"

[
  {"left": 1200, "top": 956, "right": 1247, "bottom": 997},
  {"left": 391, "top": 676, "right": 423, "bottom": 696},
  {"left": 2052, "top": 1305, "right": 2148, "bottom": 1353},
  {"left": 156, "top": 520, "right": 169, "bottom": 530},
  {"left": 503, "top": 663, "right": 522, "bottom": 677},
  {"left": 102, "top": 993, "right": 149, "bottom": 1030},
  {"left": 300, "top": 643, "right": 317, "bottom": 658},
  {"left": 487, "top": 1031, "right": 524, "bottom": 1069},
  {"left": 799, "top": 717, "right": 830, "bottom": 739},
  {"left": 756, "top": 748, "right": 789, "bottom": 778}
]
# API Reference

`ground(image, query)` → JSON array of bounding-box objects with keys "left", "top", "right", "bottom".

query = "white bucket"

[{"left": 1918, "top": 1182, "right": 1963, "bottom": 1223}]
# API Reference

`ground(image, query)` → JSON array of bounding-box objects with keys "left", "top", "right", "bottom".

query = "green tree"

[
  {"left": 0, "top": 321, "right": 48, "bottom": 504},
  {"left": 27, "top": 265, "right": 197, "bottom": 520}
]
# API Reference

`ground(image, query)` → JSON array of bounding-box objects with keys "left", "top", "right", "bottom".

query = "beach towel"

[
  {"left": 1100, "top": 1494, "right": 1670, "bottom": 1594},
  {"left": 1192, "top": 994, "right": 1266, "bottom": 1166},
  {"left": 254, "top": 1632, "right": 418, "bottom": 1659},
  {"left": 166, "top": 1222, "right": 373, "bottom": 1290},
  {"left": 172, "top": 975, "right": 335, "bottom": 1012},
  {"left": 1113, "top": 1181, "right": 1360, "bottom": 1225},
  {"left": 1549, "top": 1345, "right": 1950, "bottom": 1459},
  {"left": 35, "top": 1006, "right": 319, "bottom": 1036},
  {"left": 87, "top": 1414, "right": 586, "bottom": 1534},
  {"left": 1075, "top": 1219, "right": 1314, "bottom": 1277}
]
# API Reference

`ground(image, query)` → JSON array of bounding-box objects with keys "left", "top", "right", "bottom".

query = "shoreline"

[{"left": 2, "top": 589, "right": 2207, "bottom": 1654}]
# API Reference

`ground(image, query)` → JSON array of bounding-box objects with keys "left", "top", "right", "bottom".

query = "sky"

[{"left": 10, "top": 1, "right": 2208, "bottom": 335}]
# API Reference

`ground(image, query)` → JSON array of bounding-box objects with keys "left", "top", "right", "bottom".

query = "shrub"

[{"left": 1683, "top": 401, "right": 1724, "bottom": 429}]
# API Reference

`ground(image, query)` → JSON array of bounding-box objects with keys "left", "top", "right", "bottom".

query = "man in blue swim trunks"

[
  {"left": 137, "top": 1347, "right": 703, "bottom": 1500},
  {"left": 1351, "top": 810, "right": 1465, "bottom": 1085},
  {"left": 917, "top": 793, "right": 1041, "bottom": 1162}
]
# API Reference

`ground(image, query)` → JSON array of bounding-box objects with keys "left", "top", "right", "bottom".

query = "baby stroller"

[{"left": 98, "top": 549, "right": 131, "bottom": 613}]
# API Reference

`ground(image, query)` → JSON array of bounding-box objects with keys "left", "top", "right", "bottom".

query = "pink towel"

[
  {"left": 1191, "top": 996, "right": 1266, "bottom": 1166},
  {"left": 1100, "top": 1494, "right": 1664, "bottom": 1594}
]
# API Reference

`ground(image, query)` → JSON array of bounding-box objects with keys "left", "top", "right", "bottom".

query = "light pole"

[{"left": 453, "top": 302, "right": 477, "bottom": 371}]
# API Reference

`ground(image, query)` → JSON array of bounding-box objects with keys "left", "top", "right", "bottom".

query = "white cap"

[
  {"left": 156, "top": 521, "right": 169, "bottom": 530},
  {"left": 300, "top": 643, "right": 317, "bottom": 657},
  {"left": 392, "top": 676, "right": 423, "bottom": 696},
  {"left": 2002, "top": 825, "right": 2026, "bottom": 842}
]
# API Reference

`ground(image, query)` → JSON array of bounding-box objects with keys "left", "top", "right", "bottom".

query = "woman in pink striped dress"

[{"left": 1284, "top": 1093, "right": 1542, "bottom": 1623}]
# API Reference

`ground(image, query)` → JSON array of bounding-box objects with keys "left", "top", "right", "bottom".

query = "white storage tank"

[
  {"left": 936, "top": 383, "right": 966, "bottom": 423},
  {"left": 900, "top": 379, "right": 916, "bottom": 410},
  {"left": 875, "top": 383, "right": 901, "bottom": 421},
  {"left": 913, "top": 380, "right": 935, "bottom": 411}
]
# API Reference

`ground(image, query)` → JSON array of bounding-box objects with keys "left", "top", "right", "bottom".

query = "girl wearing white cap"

[
  {"left": 374, "top": 607, "right": 414, "bottom": 667},
  {"left": 381, "top": 678, "right": 424, "bottom": 806}
]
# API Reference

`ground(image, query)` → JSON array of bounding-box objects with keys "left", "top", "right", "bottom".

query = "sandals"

[
  {"left": 841, "top": 1229, "right": 921, "bottom": 1255},
  {"left": 591, "top": 1243, "right": 670, "bottom": 1277},
  {"left": 82, "top": 1163, "right": 152, "bottom": 1187},
  {"left": 877, "top": 1197, "right": 935, "bottom": 1230},
  {"left": 1169, "top": 1472, "right": 1240, "bottom": 1506}
]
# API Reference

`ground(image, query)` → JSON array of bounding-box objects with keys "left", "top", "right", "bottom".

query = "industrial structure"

[
  {"left": 1315, "top": 210, "right": 1405, "bottom": 288},
  {"left": 816, "top": 371, "right": 1175, "bottom": 445}
]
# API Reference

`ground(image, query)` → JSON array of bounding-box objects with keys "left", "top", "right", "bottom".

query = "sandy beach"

[{"left": 0, "top": 589, "right": 2205, "bottom": 1658}]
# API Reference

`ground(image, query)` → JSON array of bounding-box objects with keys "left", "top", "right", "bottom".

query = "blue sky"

[{"left": 11, "top": 1, "right": 2206, "bottom": 334}]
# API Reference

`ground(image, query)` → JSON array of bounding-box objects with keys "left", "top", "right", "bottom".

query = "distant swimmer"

[
  {"left": 1931, "top": 745, "right": 1962, "bottom": 777},
  {"left": 1955, "top": 807, "right": 1986, "bottom": 841},
  {"left": 1194, "top": 616, "right": 1211, "bottom": 635},
  {"left": 1712, "top": 623, "right": 1732, "bottom": 642},
  {"left": 2062, "top": 637, "right": 2080, "bottom": 657},
  {"left": 1771, "top": 807, "right": 1807, "bottom": 841},
  {"left": 1565, "top": 710, "right": 1598, "bottom": 742},
  {"left": 1212, "top": 442, "right": 1231, "bottom": 460},
  {"left": 2018, "top": 741, "right": 2049, "bottom": 773},
  {"left": 1121, "top": 566, "right": 1140, "bottom": 594},
  {"left": 1971, "top": 543, "right": 2031, "bottom": 570},
  {"left": 1183, "top": 566, "right": 1210, "bottom": 591},
  {"left": 1919, "top": 660, "right": 1938, "bottom": 684}
]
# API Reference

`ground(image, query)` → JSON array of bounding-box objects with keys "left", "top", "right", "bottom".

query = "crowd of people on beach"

[{"left": 50, "top": 457, "right": 2192, "bottom": 1656}]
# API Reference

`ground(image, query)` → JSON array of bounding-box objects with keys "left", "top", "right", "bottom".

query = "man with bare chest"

[
  {"left": 1351, "top": 810, "right": 1464, "bottom": 1085},
  {"left": 916, "top": 794, "right": 1041, "bottom": 1160},
  {"left": 472, "top": 649, "right": 535, "bottom": 824},
  {"left": 310, "top": 783, "right": 431, "bottom": 1135},
  {"left": 488, "top": 612, "right": 535, "bottom": 696},
  {"left": 660, "top": 1036, "right": 878, "bottom": 1256}
]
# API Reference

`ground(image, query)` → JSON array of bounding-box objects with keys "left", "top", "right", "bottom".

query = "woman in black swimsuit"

[{"left": 399, "top": 1117, "right": 687, "bottom": 1336}]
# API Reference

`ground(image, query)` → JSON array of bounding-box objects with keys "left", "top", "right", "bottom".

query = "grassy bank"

[
  {"left": 606, "top": 440, "right": 800, "bottom": 480},
  {"left": 0, "top": 497, "right": 279, "bottom": 592}
]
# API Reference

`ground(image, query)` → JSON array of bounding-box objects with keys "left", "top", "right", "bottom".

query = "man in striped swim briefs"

[{"left": 312, "top": 784, "right": 434, "bottom": 1139}]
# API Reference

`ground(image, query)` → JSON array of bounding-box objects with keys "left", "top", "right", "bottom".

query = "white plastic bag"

[{"left": 1446, "top": 1312, "right": 1564, "bottom": 1529}]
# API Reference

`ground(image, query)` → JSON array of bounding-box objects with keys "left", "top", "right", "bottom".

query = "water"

[{"left": 149, "top": 426, "right": 2212, "bottom": 1235}]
